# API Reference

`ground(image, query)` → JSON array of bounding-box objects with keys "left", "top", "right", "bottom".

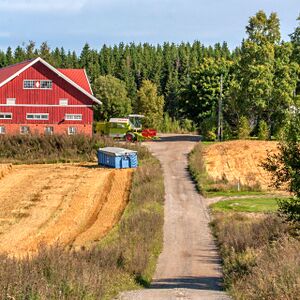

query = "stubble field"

[{"left": 0, "top": 163, "right": 133, "bottom": 257}]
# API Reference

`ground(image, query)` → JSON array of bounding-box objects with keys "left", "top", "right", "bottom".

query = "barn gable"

[{"left": 0, "top": 57, "right": 101, "bottom": 105}]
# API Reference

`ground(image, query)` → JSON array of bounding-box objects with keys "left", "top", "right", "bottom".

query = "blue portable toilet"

[{"left": 97, "top": 147, "right": 138, "bottom": 169}]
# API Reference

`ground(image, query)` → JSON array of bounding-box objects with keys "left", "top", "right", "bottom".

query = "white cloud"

[{"left": 0, "top": 0, "right": 88, "bottom": 13}]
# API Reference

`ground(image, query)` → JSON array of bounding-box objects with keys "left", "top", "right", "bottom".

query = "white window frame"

[
  {"left": 20, "top": 126, "right": 30, "bottom": 135},
  {"left": 0, "top": 126, "right": 5, "bottom": 134},
  {"left": 0, "top": 112, "right": 12, "bottom": 119},
  {"left": 26, "top": 113, "right": 49, "bottom": 120},
  {"left": 65, "top": 114, "right": 82, "bottom": 121},
  {"left": 6, "top": 98, "right": 16, "bottom": 105},
  {"left": 68, "top": 126, "right": 77, "bottom": 135},
  {"left": 59, "top": 99, "right": 68, "bottom": 106},
  {"left": 23, "top": 80, "right": 52, "bottom": 90},
  {"left": 44, "top": 126, "right": 54, "bottom": 135}
]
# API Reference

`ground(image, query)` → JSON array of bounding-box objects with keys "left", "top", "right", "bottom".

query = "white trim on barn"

[{"left": 0, "top": 57, "right": 102, "bottom": 105}]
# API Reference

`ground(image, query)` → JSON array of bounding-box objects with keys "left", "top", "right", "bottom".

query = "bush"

[
  {"left": 210, "top": 212, "right": 300, "bottom": 299},
  {"left": 159, "top": 113, "right": 195, "bottom": 133},
  {"left": 232, "top": 237, "right": 300, "bottom": 300},
  {"left": 238, "top": 116, "right": 251, "bottom": 139},
  {"left": 0, "top": 134, "right": 112, "bottom": 163},
  {"left": 257, "top": 120, "right": 269, "bottom": 140},
  {"left": 200, "top": 116, "right": 217, "bottom": 141}
]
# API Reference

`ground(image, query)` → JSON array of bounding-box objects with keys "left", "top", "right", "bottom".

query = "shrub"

[
  {"left": 238, "top": 116, "right": 251, "bottom": 139},
  {"left": 257, "top": 120, "right": 269, "bottom": 140},
  {"left": 210, "top": 212, "right": 300, "bottom": 299},
  {"left": 159, "top": 113, "right": 195, "bottom": 133},
  {"left": 200, "top": 116, "right": 217, "bottom": 141},
  {"left": 232, "top": 237, "right": 300, "bottom": 300}
]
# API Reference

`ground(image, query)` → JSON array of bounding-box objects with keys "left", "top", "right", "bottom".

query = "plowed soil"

[
  {"left": 203, "top": 140, "right": 278, "bottom": 190},
  {"left": 0, "top": 164, "right": 133, "bottom": 257}
]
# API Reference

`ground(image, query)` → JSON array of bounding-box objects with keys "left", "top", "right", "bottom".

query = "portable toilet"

[{"left": 97, "top": 147, "right": 138, "bottom": 169}]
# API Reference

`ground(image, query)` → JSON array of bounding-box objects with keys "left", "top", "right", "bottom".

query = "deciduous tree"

[{"left": 93, "top": 75, "right": 132, "bottom": 121}]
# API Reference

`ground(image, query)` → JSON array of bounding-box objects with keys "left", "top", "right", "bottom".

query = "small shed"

[{"left": 97, "top": 147, "right": 138, "bottom": 169}]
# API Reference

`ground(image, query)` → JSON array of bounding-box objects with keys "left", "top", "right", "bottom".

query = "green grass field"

[
  {"left": 210, "top": 197, "right": 280, "bottom": 213},
  {"left": 206, "top": 190, "right": 267, "bottom": 198}
]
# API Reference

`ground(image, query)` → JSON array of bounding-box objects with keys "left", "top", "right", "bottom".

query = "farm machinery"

[{"left": 96, "top": 114, "right": 157, "bottom": 142}]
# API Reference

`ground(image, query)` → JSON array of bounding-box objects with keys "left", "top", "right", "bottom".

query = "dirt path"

[
  {"left": 0, "top": 163, "right": 133, "bottom": 257},
  {"left": 119, "top": 135, "right": 230, "bottom": 300}
]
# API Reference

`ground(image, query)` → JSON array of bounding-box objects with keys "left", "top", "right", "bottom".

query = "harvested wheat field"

[
  {"left": 203, "top": 140, "right": 279, "bottom": 190},
  {"left": 0, "top": 163, "right": 133, "bottom": 257}
]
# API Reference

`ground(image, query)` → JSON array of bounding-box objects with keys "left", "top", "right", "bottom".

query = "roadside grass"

[
  {"left": 211, "top": 212, "right": 300, "bottom": 299},
  {"left": 0, "top": 139, "right": 164, "bottom": 300},
  {"left": 189, "top": 141, "right": 300, "bottom": 300},
  {"left": 0, "top": 134, "right": 150, "bottom": 164},
  {"left": 210, "top": 197, "right": 279, "bottom": 213}
]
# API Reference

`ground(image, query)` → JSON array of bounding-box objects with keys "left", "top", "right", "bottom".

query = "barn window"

[
  {"left": 65, "top": 114, "right": 82, "bottom": 121},
  {"left": 0, "top": 126, "right": 5, "bottom": 134},
  {"left": 23, "top": 80, "right": 35, "bottom": 89},
  {"left": 26, "top": 113, "right": 49, "bottom": 120},
  {"left": 68, "top": 127, "right": 77, "bottom": 135},
  {"left": 23, "top": 80, "right": 52, "bottom": 89},
  {"left": 59, "top": 99, "right": 68, "bottom": 106},
  {"left": 20, "top": 126, "right": 30, "bottom": 134},
  {"left": 45, "top": 126, "right": 54, "bottom": 135},
  {"left": 40, "top": 80, "right": 52, "bottom": 89},
  {"left": 0, "top": 113, "right": 12, "bottom": 119},
  {"left": 6, "top": 98, "right": 16, "bottom": 105}
]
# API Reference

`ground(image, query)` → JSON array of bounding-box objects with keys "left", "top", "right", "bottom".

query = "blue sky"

[{"left": 0, "top": 0, "right": 299, "bottom": 53}]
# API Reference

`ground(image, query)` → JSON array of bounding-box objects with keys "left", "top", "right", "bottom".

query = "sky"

[{"left": 0, "top": 0, "right": 299, "bottom": 53}]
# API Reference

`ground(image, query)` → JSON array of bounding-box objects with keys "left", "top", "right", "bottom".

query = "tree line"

[{"left": 0, "top": 10, "right": 299, "bottom": 138}]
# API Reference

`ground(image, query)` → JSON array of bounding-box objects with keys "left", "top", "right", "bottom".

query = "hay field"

[
  {"left": 0, "top": 163, "right": 133, "bottom": 257},
  {"left": 203, "top": 140, "right": 279, "bottom": 190}
]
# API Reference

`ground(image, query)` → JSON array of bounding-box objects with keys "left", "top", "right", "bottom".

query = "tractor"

[{"left": 96, "top": 114, "right": 157, "bottom": 142}]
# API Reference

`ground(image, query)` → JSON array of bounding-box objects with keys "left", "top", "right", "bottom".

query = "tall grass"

[
  {"left": 0, "top": 134, "right": 150, "bottom": 164},
  {"left": 211, "top": 213, "right": 300, "bottom": 299},
  {"left": 0, "top": 138, "right": 164, "bottom": 299}
]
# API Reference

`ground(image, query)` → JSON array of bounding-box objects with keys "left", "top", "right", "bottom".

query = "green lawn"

[
  {"left": 210, "top": 197, "right": 280, "bottom": 213},
  {"left": 206, "top": 190, "right": 267, "bottom": 198}
]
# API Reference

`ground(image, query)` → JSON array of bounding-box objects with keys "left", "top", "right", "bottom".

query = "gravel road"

[{"left": 118, "top": 134, "right": 230, "bottom": 300}]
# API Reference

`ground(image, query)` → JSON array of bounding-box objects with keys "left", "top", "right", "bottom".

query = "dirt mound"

[
  {"left": 203, "top": 140, "right": 278, "bottom": 190},
  {"left": 0, "top": 164, "right": 12, "bottom": 179},
  {"left": 0, "top": 164, "right": 133, "bottom": 257}
]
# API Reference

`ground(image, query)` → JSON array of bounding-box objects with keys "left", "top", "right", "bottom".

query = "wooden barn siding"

[
  {"left": 0, "top": 106, "right": 93, "bottom": 124},
  {"left": 0, "top": 61, "right": 95, "bottom": 125},
  {"left": 0, "top": 61, "right": 94, "bottom": 106}
]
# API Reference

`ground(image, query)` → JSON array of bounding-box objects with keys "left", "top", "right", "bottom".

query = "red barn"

[{"left": 0, "top": 57, "right": 101, "bottom": 136}]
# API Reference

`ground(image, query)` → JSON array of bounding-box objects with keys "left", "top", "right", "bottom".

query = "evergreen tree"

[
  {"left": 6, "top": 47, "right": 14, "bottom": 65},
  {"left": 25, "top": 41, "right": 36, "bottom": 59},
  {"left": 14, "top": 46, "right": 26, "bottom": 62}
]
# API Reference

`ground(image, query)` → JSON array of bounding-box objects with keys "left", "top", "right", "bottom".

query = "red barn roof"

[
  {"left": 0, "top": 59, "right": 34, "bottom": 85},
  {"left": 58, "top": 69, "right": 93, "bottom": 94},
  {"left": 0, "top": 57, "right": 101, "bottom": 104}
]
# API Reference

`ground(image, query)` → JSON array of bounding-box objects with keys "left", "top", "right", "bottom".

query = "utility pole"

[{"left": 217, "top": 74, "right": 223, "bottom": 142}]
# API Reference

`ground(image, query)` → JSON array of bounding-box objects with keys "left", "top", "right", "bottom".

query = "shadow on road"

[
  {"left": 153, "top": 134, "right": 201, "bottom": 143},
  {"left": 150, "top": 276, "right": 224, "bottom": 290}
]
